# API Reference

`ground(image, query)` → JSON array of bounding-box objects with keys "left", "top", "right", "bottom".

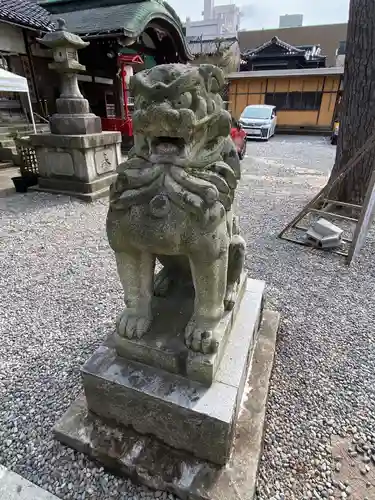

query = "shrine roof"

[
  {"left": 0, "top": 0, "right": 54, "bottom": 32},
  {"left": 40, "top": 0, "right": 191, "bottom": 60}
]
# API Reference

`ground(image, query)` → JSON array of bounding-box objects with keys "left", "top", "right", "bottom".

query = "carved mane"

[{"left": 109, "top": 64, "right": 240, "bottom": 226}]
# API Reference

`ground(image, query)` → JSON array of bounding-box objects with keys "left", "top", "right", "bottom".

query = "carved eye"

[{"left": 174, "top": 92, "right": 192, "bottom": 109}]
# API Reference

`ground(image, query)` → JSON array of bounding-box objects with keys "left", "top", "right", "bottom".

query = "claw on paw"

[
  {"left": 224, "top": 282, "right": 239, "bottom": 311},
  {"left": 116, "top": 309, "right": 151, "bottom": 339},
  {"left": 184, "top": 320, "right": 218, "bottom": 354}
]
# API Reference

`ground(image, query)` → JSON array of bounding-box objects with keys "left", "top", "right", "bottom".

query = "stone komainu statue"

[{"left": 107, "top": 63, "right": 245, "bottom": 354}]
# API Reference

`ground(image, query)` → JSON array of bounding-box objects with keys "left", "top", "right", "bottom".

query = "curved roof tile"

[
  {"left": 0, "top": 0, "right": 54, "bottom": 32},
  {"left": 42, "top": 0, "right": 191, "bottom": 61}
]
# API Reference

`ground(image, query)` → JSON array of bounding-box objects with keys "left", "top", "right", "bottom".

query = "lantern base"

[
  {"left": 30, "top": 131, "right": 121, "bottom": 201},
  {"left": 50, "top": 113, "right": 102, "bottom": 136},
  {"left": 56, "top": 97, "right": 91, "bottom": 115}
]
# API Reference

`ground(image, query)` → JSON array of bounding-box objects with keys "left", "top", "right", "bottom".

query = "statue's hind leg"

[
  {"left": 115, "top": 249, "right": 155, "bottom": 339},
  {"left": 224, "top": 234, "right": 246, "bottom": 310}
]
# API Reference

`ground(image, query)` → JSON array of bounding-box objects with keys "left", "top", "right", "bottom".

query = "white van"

[{"left": 239, "top": 104, "right": 277, "bottom": 140}]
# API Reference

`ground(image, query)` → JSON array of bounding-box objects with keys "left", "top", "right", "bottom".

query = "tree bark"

[{"left": 328, "top": 0, "right": 375, "bottom": 205}]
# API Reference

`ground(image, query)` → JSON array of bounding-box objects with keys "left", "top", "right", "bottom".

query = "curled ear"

[
  {"left": 198, "top": 64, "right": 225, "bottom": 94},
  {"left": 129, "top": 69, "right": 158, "bottom": 97},
  {"left": 129, "top": 70, "right": 168, "bottom": 99}
]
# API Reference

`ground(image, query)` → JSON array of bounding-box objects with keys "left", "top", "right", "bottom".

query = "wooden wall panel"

[
  {"left": 323, "top": 76, "right": 340, "bottom": 92},
  {"left": 288, "top": 77, "right": 304, "bottom": 91},
  {"left": 228, "top": 79, "right": 265, "bottom": 117},
  {"left": 266, "top": 79, "right": 277, "bottom": 93},
  {"left": 273, "top": 79, "right": 290, "bottom": 92},
  {"left": 300, "top": 77, "right": 323, "bottom": 92},
  {"left": 235, "top": 94, "right": 249, "bottom": 116},
  {"left": 229, "top": 74, "right": 340, "bottom": 127},
  {"left": 277, "top": 110, "right": 318, "bottom": 126},
  {"left": 317, "top": 76, "right": 340, "bottom": 127},
  {"left": 247, "top": 79, "right": 265, "bottom": 93},
  {"left": 236, "top": 80, "right": 248, "bottom": 94},
  {"left": 318, "top": 92, "right": 337, "bottom": 127}
]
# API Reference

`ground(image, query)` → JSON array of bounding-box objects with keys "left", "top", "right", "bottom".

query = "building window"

[
  {"left": 265, "top": 91, "right": 322, "bottom": 111},
  {"left": 337, "top": 41, "right": 346, "bottom": 55}
]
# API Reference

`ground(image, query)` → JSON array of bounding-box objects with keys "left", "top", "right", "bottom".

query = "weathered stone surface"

[
  {"left": 84, "top": 355, "right": 237, "bottom": 466},
  {"left": 50, "top": 113, "right": 102, "bottom": 135},
  {"left": 188, "top": 277, "right": 265, "bottom": 385},
  {"left": 35, "top": 173, "right": 117, "bottom": 201},
  {"left": 0, "top": 465, "right": 59, "bottom": 500},
  {"left": 30, "top": 131, "right": 121, "bottom": 201},
  {"left": 115, "top": 272, "right": 251, "bottom": 385},
  {"left": 56, "top": 97, "right": 90, "bottom": 114},
  {"left": 107, "top": 63, "right": 246, "bottom": 355},
  {"left": 54, "top": 310, "right": 280, "bottom": 500},
  {"left": 31, "top": 132, "right": 122, "bottom": 149},
  {"left": 31, "top": 22, "right": 120, "bottom": 200},
  {"left": 81, "top": 280, "right": 264, "bottom": 465}
]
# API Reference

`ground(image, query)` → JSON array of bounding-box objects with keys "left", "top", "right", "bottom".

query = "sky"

[{"left": 168, "top": 0, "right": 350, "bottom": 30}]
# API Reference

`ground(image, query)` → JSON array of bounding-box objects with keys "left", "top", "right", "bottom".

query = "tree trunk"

[{"left": 328, "top": 0, "right": 375, "bottom": 205}]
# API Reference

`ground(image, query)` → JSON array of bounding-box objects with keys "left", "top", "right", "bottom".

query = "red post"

[
  {"left": 111, "top": 54, "right": 144, "bottom": 136},
  {"left": 121, "top": 61, "right": 129, "bottom": 120}
]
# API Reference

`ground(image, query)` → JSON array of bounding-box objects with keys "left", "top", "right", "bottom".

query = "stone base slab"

[
  {"left": 32, "top": 172, "right": 117, "bottom": 202},
  {"left": 30, "top": 185, "right": 112, "bottom": 202},
  {"left": 54, "top": 310, "right": 280, "bottom": 500},
  {"left": 80, "top": 279, "right": 264, "bottom": 465},
  {"left": 115, "top": 273, "right": 255, "bottom": 385}
]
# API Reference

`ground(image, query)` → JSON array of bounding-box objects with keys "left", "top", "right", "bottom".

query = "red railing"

[
  {"left": 101, "top": 54, "right": 143, "bottom": 138},
  {"left": 101, "top": 117, "right": 133, "bottom": 136}
]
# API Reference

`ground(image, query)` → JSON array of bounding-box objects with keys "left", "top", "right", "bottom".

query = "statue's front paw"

[
  {"left": 184, "top": 319, "right": 219, "bottom": 354},
  {"left": 116, "top": 309, "right": 151, "bottom": 340}
]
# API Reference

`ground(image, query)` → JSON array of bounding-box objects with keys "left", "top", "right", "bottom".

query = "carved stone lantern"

[
  {"left": 30, "top": 19, "right": 121, "bottom": 201},
  {"left": 37, "top": 18, "right": 101, "bottom": 135}
]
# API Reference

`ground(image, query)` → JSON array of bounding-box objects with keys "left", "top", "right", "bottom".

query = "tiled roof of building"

[
  {"left": 45, "top": 0, "right": 183, "bottom": 39},
  {"left": 43, "top": 0, "right": 191, "bottom": 61},
  {"left": 242, "top": 36, "right": 326, "bottom": 64},
  {"left": 238, "top": 23, "right": 347, "bottom": 67},
  {"left": 0, "top": 0, "right": 54, "bottom": 31},
  {"left": 244, "top": 36, "right": 305, "bottom": 56}
]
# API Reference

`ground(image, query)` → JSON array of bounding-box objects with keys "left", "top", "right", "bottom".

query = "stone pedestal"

[
  {"left": 30, "top": 131, "right": 121, "bottom": 201},
  {"left": 50, "top": 96, "right": 102, "bottom": 136},
  {"left": 55, "top": 278, "right": 280, "bottom": 499},
  {"left": 114, "top": 272, "right": 249, "bottom": 386}
]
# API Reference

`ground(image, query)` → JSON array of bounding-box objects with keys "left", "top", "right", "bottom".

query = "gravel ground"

[{"left": 0, "top": 135, "right": 374, "bottom": 500}]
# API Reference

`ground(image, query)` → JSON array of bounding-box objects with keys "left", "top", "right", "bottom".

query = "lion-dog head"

[{"left": 109, "top": 64, "right": 239, "bottom": 228}]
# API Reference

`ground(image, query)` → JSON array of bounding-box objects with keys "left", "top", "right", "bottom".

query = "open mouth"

[{"left": 150, "top": 137, "right": 186, "bottom": 156}]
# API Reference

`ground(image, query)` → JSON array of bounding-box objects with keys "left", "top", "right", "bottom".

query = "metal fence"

[{"left": 15, "top": 137, "right": 38, "bottom": 177}]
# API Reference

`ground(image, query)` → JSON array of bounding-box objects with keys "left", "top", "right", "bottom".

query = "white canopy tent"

[{"left": 0, "top": 68, "right": 36, "bottom": 134}]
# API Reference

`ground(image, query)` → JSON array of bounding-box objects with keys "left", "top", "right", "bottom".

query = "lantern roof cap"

[{"left": 37, "top": 18, "right": 89, "bottom": 49}]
